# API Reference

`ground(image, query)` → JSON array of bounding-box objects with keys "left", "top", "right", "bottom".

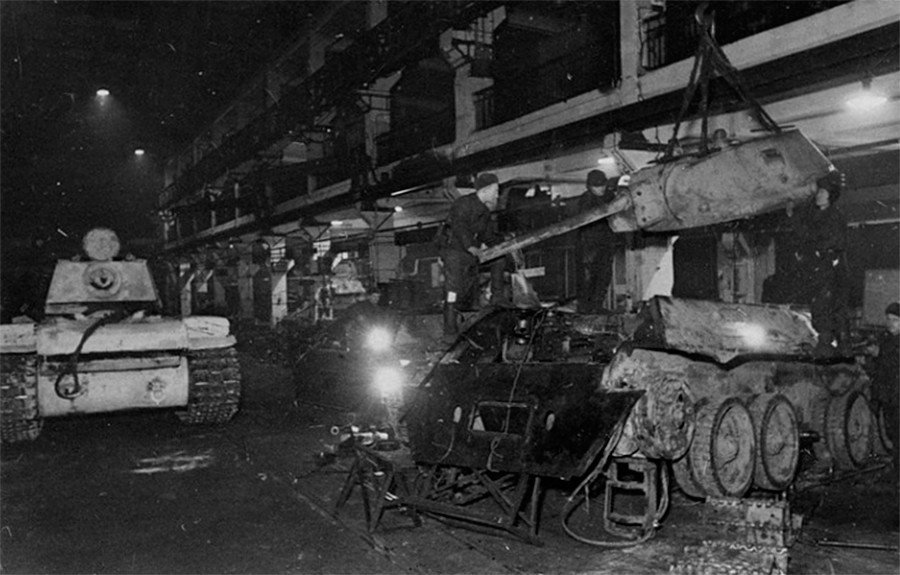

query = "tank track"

[
  {"left": 670, "top": 498, "right": 794, "bottom": 575},
  {"left": 176, "top": 347, "right": 241, "bottom": 425},
  {"left": 1, "top": 354, "right": 43, "bottom": 443}
]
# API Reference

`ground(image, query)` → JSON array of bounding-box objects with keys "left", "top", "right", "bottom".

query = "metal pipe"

[{"left": 817, "top": 539, "right": 899, "bottom": 552}]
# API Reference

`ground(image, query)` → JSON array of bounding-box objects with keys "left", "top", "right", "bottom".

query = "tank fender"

[
  {"left": 632, "top": 297, "right": 818, "bottom": 363},
  {"left": 36, "top": 318, "right": 189, "bottom": 355},
  {"left": 184, "top": 316, "right": 236, "bottom": 350}
]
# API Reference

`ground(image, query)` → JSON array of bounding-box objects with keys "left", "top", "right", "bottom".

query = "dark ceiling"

[{"left": 1, "top": 1, "right": 322, "bottom": 251}]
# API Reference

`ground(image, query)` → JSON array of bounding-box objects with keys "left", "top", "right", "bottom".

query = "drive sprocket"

[{"left": 1, "top": 354, "right": 43, "bottom": 443}]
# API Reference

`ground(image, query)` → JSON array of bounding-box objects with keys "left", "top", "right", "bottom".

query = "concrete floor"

[{"left": 1, "top": 349, "right": 897, "bottom": 574}]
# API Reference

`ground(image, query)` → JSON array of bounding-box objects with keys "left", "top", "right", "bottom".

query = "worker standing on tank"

[
  {"left": 574, "top": 170, "right": 616, "bottom": 313},
  {"left": 438, "top": 173, "right": 504, "bottom": 341},
  {"left": 800, "top": 172, "right": 849, "bottom": 356},
  {"left": 870, "top": 302, "right": 900, "bottom": 480}
]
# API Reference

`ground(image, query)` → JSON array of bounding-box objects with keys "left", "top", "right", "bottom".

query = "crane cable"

[{"left": 664, "top": 2, "right": 781, "bottom": 161}]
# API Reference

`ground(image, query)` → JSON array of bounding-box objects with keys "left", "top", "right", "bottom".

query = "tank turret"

[
  {"left": 44, "top": 228, "right": 160, "bottom": 317},
  {"left": 0, "top": 228, "right": 242, "bottom": 443}
]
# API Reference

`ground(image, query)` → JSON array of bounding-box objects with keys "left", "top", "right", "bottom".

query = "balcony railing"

[
  {"left": 475, "top": 41, "right": 620, "bottom": 130},
  {"left": 160, "top": 1, "right": 503, "bottom": 211},
  {"left": 642, "top": 0, "right": 854, "bottom": 71}
]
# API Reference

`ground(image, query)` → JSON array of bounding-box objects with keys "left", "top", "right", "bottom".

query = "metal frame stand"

[
  {"left": 402, "top": 465, "right": 544, "bottom": 545},
  {"left": 603, "top": 457, "right": 660, "bottom": 538},
  {"left": 333, "top": 443, "right": 421, "bottom": 532}
]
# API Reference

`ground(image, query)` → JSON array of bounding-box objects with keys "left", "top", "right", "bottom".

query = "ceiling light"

[
  {"left": 393, "top": 205, "right": 403, "bottom": 213},
  {"left": 96, "top": 89, "right": 110, "bottom": 97},
  {"left": 845, "top": 77, "right": 887, "bottom": 112},
  {"left": 134, "top": 148, "right": 145, "bottom": 156}
]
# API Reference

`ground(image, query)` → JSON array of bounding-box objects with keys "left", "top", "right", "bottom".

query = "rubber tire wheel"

[
  {"left": 689, "top": 396, "right": 756, "bottom": 499},
  {"left": 825, "top": 390, "right": 872, "bottom": 470},
  {"left": 672, "top": 453, "right": 706, "bottom": 499},
  {"left": 176, "top": 347, "right": 241, "bottom": 424},
  {"left": 749, "top": 393, "right": 799, "bottom": 491},
  {"left": 1, "top": 354, "right": 43, "bottom": 443}
]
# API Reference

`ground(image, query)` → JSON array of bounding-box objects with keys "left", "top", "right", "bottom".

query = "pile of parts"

[{"left": 670, "top": 497, "right": 800, "bottom": 575}]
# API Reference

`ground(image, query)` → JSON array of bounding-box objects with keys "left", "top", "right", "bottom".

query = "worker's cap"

[
  {"left": 886, "top": 302, "right": 900, "bottom": 318},
  {"left": 816, "top": 171, "right": 844, "bottom": 201},
  {"left": 474, "top": 173, "right": 499, "bottom": 190},
  {"left": 586, "top": 170, "right": 607, "bottom": 187},
  {"left": 616, "top": 174, "right": 631, "bottom": 188}
]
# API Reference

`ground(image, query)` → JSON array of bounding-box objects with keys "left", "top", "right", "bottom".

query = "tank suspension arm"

[{"left": 478, "top": 194, "right": 632, "bottom": 264}]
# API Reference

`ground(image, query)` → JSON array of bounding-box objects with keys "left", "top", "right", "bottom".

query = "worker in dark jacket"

[
  {"left": 575, "top": 170, "right": 616, "bottom": 313},
  {"left": 871, "top": 302, "right": 900, "bottom": 476},
  {"left": 800, "top": 172, "right": 849, "bottom": 355},
  {"left": 438, "top": 173, "right": 504, "bottom": 340}
]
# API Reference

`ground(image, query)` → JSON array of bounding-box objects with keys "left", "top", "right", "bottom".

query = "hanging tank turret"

[{"left": 0, "top": 228, "right": 242, "bottom": 443}]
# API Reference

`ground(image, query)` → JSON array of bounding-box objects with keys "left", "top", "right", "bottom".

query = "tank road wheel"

[
  {"left": 672, "top": 453, "right": 707, "bottom": 499},
  {"left": 749, "top": 394, "right": 799, "bottom": 491},
  {"left": 176, "top": 347, "right": 241, "bottom": 425},
  {"left": 825, "top": 390, "right": 872, "bottom": 470},
  {"left": 1, "top": 354, "right": 43, "bottom": 443},
  {"left": 689, "top": 397, "right": 756, "bottom": 498}
]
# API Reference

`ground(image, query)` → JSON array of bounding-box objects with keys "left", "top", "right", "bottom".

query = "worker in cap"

[
  {"left": 436, "top": 173, "right": 506, "bottom": 341},
  {"left": 797, "top": 171, "right": 849, "bottom": 355},
  {"left": 573, "top": 170, "right": 616, "bottom": 313},
  {"left": 870, "top": 302, "right": 900, "bottom": 484}
]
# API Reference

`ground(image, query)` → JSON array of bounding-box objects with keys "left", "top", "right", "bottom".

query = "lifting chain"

[{"left": 664, "top": 2, "right": 781, "bottom": 161}]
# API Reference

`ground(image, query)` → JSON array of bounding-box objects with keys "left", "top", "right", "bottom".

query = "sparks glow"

[
  {"left": 373, "top": 366, "right": 403, "bottom": 396},
  {"left": 735, "top": 322, "right": 767, "bottom": 349},
  {"left": 365, "top": 326, "right": 393, "bottom": 352}
]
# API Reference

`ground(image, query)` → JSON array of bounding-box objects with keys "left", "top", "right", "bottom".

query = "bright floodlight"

[
  {"left": 846, "top": 91, "right": 887, "bottom": 111},
  {"left": 96, "top": 89, "right": 110, "bottom": 97},
  {"left": 846, "top": 78, "right": 887, "bottom": 112},
  {"left": 365, "top": 326, "right": 393, "bottom": 352},
  {"left": 134, "top": 149, "right": 145, "bottom": 157},
  {"left": 372, "top": 366, "right": 403, "bottom": 396},
  {"left": 735, "top": 322, "right": 767, "bottom": 349}
]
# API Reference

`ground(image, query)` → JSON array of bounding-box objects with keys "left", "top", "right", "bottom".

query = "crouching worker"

[{"left": 437, "top": 173, "right": 506, "bottom": 342}]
